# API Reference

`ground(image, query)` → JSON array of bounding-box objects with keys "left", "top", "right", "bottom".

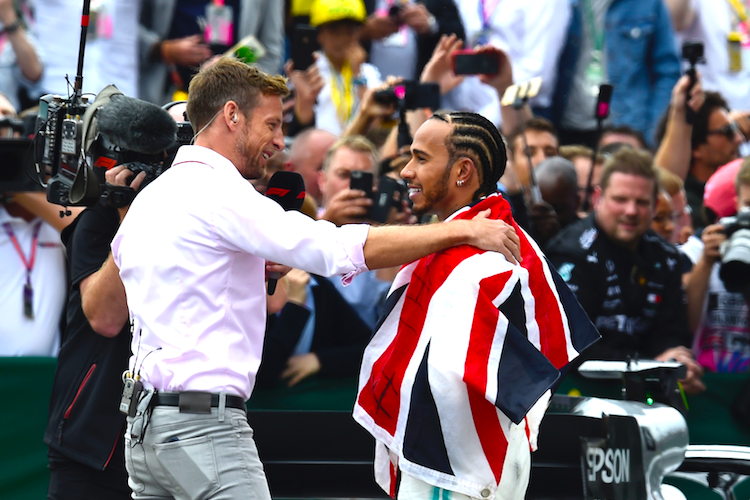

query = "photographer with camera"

[
  {"left": 682, "top": 157, "right": 750, "bottom": 374},
  {"left": 39, "top": 86, "right": 179, "bottom": 499},
  {"left": 44, "top": 164, "right": 147, "bottom": 500},
  {"left": 286, "top": 0, "right": 382, "bottom": 136}
]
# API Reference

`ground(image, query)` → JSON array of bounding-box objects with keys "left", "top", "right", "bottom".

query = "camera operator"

[
  {"left": 683, "top": 157, "right": 750, "bottom": 374},
  {"left": 43, "top": 165, "right": 146, "bottom": 500}
]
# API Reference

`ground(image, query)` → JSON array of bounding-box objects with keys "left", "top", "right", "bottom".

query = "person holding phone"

[
  {"left": 288, "top": 0, "right": 382, "bottom": 136},
  {"left": 318, "top": 135, "right": 415, "bottom": 328}
]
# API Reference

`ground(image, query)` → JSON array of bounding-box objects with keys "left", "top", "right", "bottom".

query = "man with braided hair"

[{"left": 353, "top": 111, "right": 599, "bottom": 500}]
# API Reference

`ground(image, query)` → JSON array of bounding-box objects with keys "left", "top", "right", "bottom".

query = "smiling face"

[
  {"left": 235, "top": 93, "right": 285, "bottom": 180},
  {"left": 401, "top": 119, "right": 466, "bottom": 221},
  {"left": 595, "top": 172, "right": 656, "bottom": 251}
]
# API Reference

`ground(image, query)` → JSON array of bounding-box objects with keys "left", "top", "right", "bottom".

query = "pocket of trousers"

[{"left": 153, "top": 435, "right": 221, "bottom": 500}]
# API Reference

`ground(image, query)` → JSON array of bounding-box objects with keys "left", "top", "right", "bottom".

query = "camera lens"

[{"left": 719, "top": 228, "right": 750, "bottom": 293}]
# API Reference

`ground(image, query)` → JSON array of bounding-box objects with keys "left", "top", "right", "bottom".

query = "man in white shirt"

[
  {"left": 443, "top": 0, "right": 571, "bottom": 128},
  {"left": 109, "top": 57, "right": 521, "bottom": 500}
]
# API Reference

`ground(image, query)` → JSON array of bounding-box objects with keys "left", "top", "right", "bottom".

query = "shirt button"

[
  {"left": 480, "top": 488, "right": 492, "bottom": 498},
  {"left": 630, "top": 27, "right": 642, "bottom": 38}
]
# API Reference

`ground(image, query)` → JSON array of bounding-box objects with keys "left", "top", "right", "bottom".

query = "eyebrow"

[{"left": 411, "top": 148, "right": 431, "bottom": 158}]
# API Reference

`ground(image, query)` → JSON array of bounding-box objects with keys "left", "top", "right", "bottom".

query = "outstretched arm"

[{"left": 364, "top": 209, "right": 522, "bottom": 269}]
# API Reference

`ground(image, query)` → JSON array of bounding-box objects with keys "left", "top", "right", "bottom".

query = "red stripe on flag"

[
  {"left": 516, "top": 230, "right": 569, "bottom": 368},
  {"left": 465, "top": 271, "right": 513, "bottom": 483},
  {"left": 357, "top": 245, "right": 479, "bottom": 436}
]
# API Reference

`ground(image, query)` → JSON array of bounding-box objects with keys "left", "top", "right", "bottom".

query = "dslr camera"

[{"left": 718, "top": 207, "right": 750, "bottom": 293}]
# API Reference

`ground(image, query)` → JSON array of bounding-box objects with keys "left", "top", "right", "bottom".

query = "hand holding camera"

[
  {"left": 398, "top": 3, "right": 432, "bottom": 35},
  {"left": 420, "top": 34, "right": 464, "bottom": 95},
  {"left": 104, "top": 164, "right": 147, "bottom": 220},
  {"left": 364, "top": 12, "right": 399, "bottom": 40}
]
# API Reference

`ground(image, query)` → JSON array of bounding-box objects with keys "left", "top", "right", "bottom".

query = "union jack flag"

[{"left": 353, "top": 193, "right": 600, "bottom": 499}]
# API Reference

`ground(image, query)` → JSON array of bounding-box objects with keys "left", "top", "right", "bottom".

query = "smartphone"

[
  {"left": 370, "top": 176, "right": 404, "bottom": 223},
  {"left": 350, "top": 170, "right": 374, "bottom": 201},
  {"left": 452, "top": 50, "right": 499, "bottom": 76},
  {"left": 291, "top": 25, "right": 318, "bottom": 71}
]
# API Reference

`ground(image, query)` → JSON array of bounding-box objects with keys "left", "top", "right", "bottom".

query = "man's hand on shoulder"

[{"left": 467, "top": 209, "right": 522, "bottom": 264}]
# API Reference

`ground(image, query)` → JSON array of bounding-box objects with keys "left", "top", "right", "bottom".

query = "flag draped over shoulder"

[{"left": 352, "top": 193, "right": 600, "bottom": 500}]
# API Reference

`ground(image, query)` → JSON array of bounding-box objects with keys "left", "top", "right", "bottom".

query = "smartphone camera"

[{"left": 452, "top": 51, "right": 499, "bottom": 76}]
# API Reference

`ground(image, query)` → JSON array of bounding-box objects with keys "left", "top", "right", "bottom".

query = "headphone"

[{"left": 232, "top": 114, "right": 238, "bottom": 123}]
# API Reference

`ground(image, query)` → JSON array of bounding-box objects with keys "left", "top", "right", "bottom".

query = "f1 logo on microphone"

[{"left": 266, "top": 187, "right": 290, "bottom": 198}]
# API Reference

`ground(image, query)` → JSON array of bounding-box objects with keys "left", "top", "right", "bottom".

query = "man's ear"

[
  {"left": 456, "top": 156, "right": 477, "bottom": 185},
  {"left": 224, "top": 101, "right": 240, "bottom": 129},
  {"left": 592, "top": 185, "right": 603, "bottom": 209}
]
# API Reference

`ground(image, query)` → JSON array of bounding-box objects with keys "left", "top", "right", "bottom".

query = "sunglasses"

[{"left": 706, "top": 122, "right": 743, "bottom": 141}]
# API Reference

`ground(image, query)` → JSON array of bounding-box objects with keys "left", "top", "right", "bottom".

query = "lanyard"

[
  {"left": 582, "top": 0, "right": 605, "bottom": 53},
  {"left": 330, "top": 60, "right": 355, "bottom": 126},
  {"left": 727, "top": 0, "right": 748, "bottom": 24},
  {"left": 3, "top": 220, "right": 41, "bottom": 282},
  {"left": 478, "top": 0, "right": 501, "bottom": 29}
]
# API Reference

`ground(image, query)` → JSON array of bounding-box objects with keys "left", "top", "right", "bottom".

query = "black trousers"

[{"left": 47, "top": 436, "right": 130, "bottom": 500}]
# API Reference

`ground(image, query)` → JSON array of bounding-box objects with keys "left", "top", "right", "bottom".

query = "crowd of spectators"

[{"left": 1, "top": 0, "right": 750, "bottom": 494}]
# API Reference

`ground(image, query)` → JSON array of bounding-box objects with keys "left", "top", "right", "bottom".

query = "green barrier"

[{"left": 0, "top": 357, "right": 57, "bottom": 500}]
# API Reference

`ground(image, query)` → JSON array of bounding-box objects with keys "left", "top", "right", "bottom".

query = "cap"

[
  {"left": 309, "top": 0, "right": 366, "bottom": 27},
  {"left": 704, "top": 158, "right": 742, "bottom": 220}
]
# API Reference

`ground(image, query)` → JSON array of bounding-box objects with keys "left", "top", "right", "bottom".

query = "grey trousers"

[{"left": 124, "top": 390, "right": 271, "bottom": 500}]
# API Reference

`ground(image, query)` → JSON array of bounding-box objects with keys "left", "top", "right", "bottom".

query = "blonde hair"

[{"left": 322, "top": 135, "right": 378, "bottom": 172}]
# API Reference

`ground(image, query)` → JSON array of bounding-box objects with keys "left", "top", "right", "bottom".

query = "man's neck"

[
  {"left": 689, "top": 161, "right": 716, "bottom": 183},
  {"left": 326, "top": 54, "right": 345, "bottom": 73},
  {"left": 3, "top": 202, "right": 36, "bottom": 223}
]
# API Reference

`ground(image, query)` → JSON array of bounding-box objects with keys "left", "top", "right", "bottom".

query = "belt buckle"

[{"left": 178, "top": 391, "right": 212, "bottom": 414}]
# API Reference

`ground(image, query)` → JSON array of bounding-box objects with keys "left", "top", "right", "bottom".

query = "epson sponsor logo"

[{"left": 586, "top": 447, "right": 631, "bottom": 484}]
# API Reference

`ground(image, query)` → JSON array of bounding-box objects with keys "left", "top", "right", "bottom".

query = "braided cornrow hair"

[{"left": 431, "top": 111, "right": 507, "bottom": 200}]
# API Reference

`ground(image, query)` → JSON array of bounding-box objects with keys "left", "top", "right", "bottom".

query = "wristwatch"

[{"left": 427, "top": 14, "right": 438, "bottom": 35}]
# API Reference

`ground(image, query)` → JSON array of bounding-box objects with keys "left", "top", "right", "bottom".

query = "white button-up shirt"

[{"left": 112, "top": 145, "right": 370, "bottom": 400}]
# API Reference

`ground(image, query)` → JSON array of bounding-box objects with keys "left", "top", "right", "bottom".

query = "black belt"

[{"left": 151, "top": 391, "right": 246, "bottom": 413}]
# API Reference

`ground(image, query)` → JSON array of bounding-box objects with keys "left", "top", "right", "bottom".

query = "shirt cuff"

[{"left": 339, "top": 223, "right": 371, "bottom": 285}]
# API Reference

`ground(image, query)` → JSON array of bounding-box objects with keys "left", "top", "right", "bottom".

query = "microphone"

[
  {"left": 594, "top": 84, "right": 613, "bottom": 121},
  {"left": 97, "top": 94, "right": 177, "bottom": 154},
  {"left": 265, "top": 171, "right": 306, "bottom": 294},
  {"left": 582, "top": 84, "right": 614, "bottom": 213}
]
